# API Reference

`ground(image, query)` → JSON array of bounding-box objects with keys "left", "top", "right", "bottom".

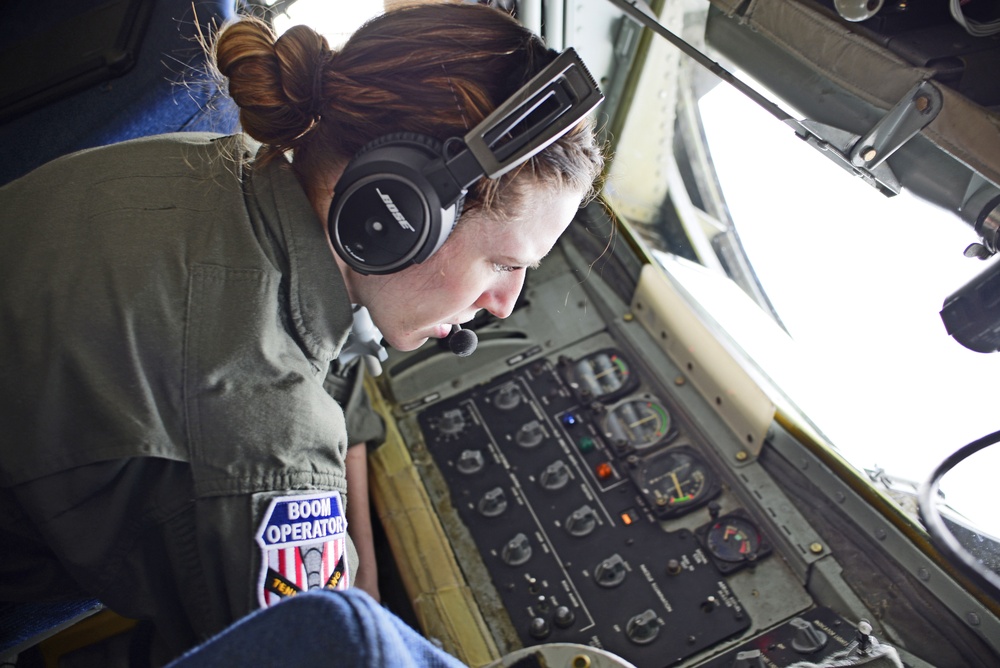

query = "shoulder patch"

[{"left": 255, "top": 491, "right": 349, "bottom": 608}]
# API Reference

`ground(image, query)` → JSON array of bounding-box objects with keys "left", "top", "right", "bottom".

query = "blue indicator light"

[{"left": 562, "top": 414, "right": 578, "bottom": 427}]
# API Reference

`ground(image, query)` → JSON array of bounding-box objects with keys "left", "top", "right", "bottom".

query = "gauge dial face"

[
  {"left": 705, "top": 516, "right": 763, "bottom": 563},
  {"left": 568, "top": 350, "right": 635, "bottom": 400},
  {"left": 632, "top": 447, "right": 719, "bottom": 518},
  {"left": 605, "top": 398, "right": 672, "bottom": 450}
]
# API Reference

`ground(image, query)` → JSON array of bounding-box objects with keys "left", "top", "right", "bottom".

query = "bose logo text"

[{"left": 376, "top": 188, "right": 415, "bottom": 232}]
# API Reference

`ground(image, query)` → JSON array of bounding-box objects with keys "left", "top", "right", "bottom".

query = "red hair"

[{"left": 213, "top": 3, "right": 604, "bottom": 214}]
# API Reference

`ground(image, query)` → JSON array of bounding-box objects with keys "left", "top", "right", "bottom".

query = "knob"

[
  {"left": 456, "top": 449, "right": 485, "bottom": 475},
  {"left": 553, "top": 605, "right": 576, "bottom": 629},
  {"left": 494, "top": 384, "right": 521, "bottom": 410},
  {"left": 732, "top": 649, "right": 766, "bottom": 668},
  {"left": 501, "top": 533, "right": 532, "bottom": 566},
  {"left": 438, "top": 408, "right": 465, "bottom": 434},
  {"left": 565, "top": 505, "right": 598, "bottom": 537},
  {"left": 540, "top": 460, "right": 570, "bottom": 490},
  {"left": 594, "top": 554, "right": 627, "bottom": 588},
  {"left": 625, "top": 609, "right": 660, "bottom": 645},
  {"left": 790, "top": 618, "right": 828, "bottom": 654},
  {"left": 516, "top": 420, "right": 545, "bottom": 448},
  {"left": 438, "top": 408, "right": 465, "bottom": 435},
  {"left": 477, "top": 487, "right": 508, "bottom": 517},
  {"left": 528, "top": 616, "right": 550, "bottom": 640}
]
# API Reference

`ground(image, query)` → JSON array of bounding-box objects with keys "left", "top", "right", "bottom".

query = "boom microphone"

[{"left": 448, "top": 324, "right": 478, "bottom": 357}]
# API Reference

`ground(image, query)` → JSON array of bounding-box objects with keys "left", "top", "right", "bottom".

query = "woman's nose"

[{"left": 475, "top": 272, "right": 525, "bottom": 319}]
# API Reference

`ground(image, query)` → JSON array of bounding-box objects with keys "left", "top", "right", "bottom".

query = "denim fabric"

[{"left": 167, "top": 590, "right": 467, "bottom": 668}]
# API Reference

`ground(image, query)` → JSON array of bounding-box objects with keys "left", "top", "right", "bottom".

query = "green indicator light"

[{"left": 579, "top": 436, "right": 595, "bottom": 452}]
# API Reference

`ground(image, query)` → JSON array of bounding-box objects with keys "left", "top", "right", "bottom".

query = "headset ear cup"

[
  {"left": 329, "top": 132, "right": 460, "bottom": 275},
  {"left": 358, "top": 132, "right": 469, "bottom": 225},
  {"left": 356, "top": 132, "right": 444, "bottom": 159},
  {"left": 366, "top": 132, "right": 467, "bottom": 221}
]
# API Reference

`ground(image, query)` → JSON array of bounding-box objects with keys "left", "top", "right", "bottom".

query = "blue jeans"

[{"left": 166, "top": 590, "right": 466, "bottom": 667}]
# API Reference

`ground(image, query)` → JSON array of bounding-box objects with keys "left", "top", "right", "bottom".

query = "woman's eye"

[{"left": 493, "top": 263, "right": 521, "bottom": 273}]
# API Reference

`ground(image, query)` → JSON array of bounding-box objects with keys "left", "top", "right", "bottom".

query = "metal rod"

[{"left": 605, "top": 0, "right": 794, "bottom": 124}]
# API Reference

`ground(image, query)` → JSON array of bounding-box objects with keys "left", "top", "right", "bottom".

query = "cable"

[
  {"left": 917, "top": 428, "right": 1000, "bottom": 602},
  {"left": 950, "top": 0, "right": 1000, "bottom": 37}
]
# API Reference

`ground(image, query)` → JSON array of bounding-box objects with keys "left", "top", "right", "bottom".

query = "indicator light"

[
  {"left": 620, "top": 508, "right": 639, "bottom": 525},
  {"left": 596, "top": 462, "right": 613, "bottom": 480},
  {"left": 562, "top": 414, "right": 578, "bottom": 427},
  {"left": 578, "top": 436, "right": 595, "bottom": 453}
]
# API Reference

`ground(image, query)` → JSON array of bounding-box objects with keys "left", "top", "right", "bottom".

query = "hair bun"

[{"left": 214, "top": 18, "right": 331, "bottom": 148}]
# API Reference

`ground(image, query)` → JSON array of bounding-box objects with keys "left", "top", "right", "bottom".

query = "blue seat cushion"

[{"left": 0, "top": 0, "right": 238, "bottom": 186}]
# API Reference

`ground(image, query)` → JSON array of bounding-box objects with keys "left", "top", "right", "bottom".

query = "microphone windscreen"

[{"left": 449, "top": 325, "right": 478, "bottom": 357}]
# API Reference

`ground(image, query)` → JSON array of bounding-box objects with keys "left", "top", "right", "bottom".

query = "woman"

[{"left": 0, "top": 2, "right": 603, "bottom": 662}]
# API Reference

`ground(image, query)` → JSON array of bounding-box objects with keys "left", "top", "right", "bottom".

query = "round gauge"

[
  {"left": 705, "top": 516, "right": 763, "bottom": 563},
  {"left": 631, "top": 446, "right": 720, "bottom": 518},
  {"left": 605, "top": 397, "right": 673, "bottom": 450},
  {"left": 698, "top": 511, "right": 772, "bottom": 573},
  {"left": 566, "top": 350, "right": 636, "bottom": 401}
]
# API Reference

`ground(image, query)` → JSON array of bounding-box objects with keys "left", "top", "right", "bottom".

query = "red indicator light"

[{"left": 596, "top": 462, "right": 613, "bottom": 480}]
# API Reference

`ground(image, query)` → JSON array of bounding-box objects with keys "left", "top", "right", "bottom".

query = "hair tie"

[{"left": 309, "top": 50, "right": 333, "bottom": 118}]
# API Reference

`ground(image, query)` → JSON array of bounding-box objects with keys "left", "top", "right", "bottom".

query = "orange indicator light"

[
  {"left": 620, "top": 508, "right": 639, "bottom": 525},
  {"left": 596, "top": 462, "right": 613, "bottom": 480}
]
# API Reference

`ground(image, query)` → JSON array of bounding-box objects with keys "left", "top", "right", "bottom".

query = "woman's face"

[{"left": 342, "top": 183, "right": 583, "bottom": 352}]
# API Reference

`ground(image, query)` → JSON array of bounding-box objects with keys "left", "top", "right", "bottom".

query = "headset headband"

[{"left": 426, "top": 47, "right": 605, "bottom": 209}]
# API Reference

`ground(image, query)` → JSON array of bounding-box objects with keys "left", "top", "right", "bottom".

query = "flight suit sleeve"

[{"left": 324, "top": 362, "right": 386, "bottom": 450}]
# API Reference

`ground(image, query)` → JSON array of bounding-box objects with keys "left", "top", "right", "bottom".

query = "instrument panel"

[{"left": 415, "top": 347, "right": 785, "bottom": 665}]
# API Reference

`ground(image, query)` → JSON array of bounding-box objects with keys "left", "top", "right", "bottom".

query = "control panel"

[{"left": 416, "top": 348, "right": 776, "bottom": 665}]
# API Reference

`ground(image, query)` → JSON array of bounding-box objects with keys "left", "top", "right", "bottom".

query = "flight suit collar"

[{"left": 245, "top": 148, "right": 353, "bottom": 364}]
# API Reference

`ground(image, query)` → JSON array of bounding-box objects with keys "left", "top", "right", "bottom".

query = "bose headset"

[{"left": 328, "top": 47, "right": 604, "bottom": 276}]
